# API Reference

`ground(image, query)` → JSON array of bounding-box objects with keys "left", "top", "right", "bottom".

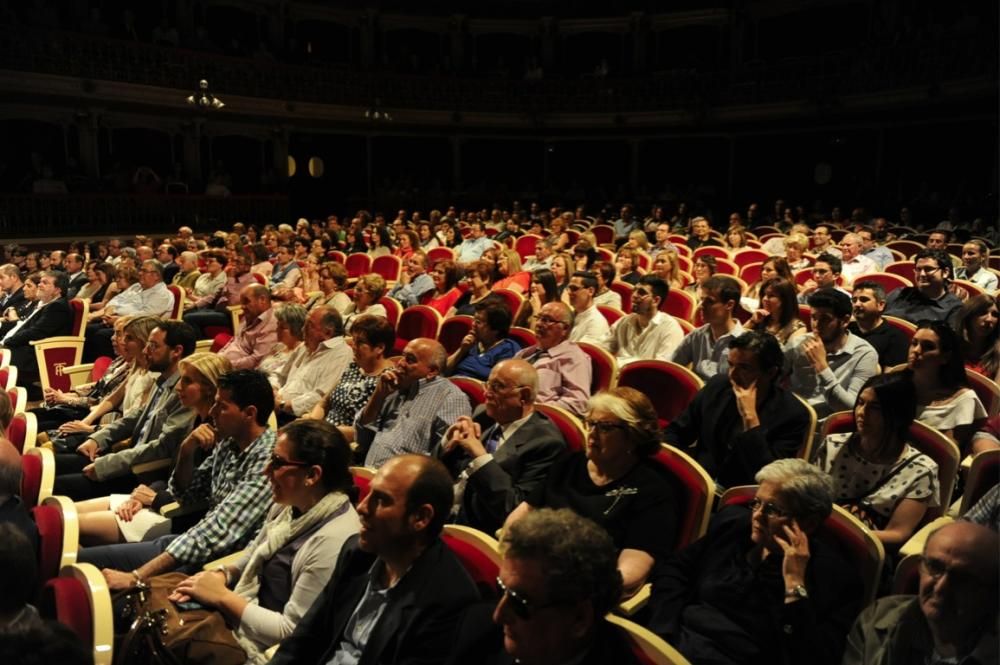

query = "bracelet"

[{"left": 131, "top": 569, "right": 143, "bottom": 585}]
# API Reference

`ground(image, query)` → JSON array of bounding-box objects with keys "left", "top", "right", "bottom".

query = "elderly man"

[
  {"left": 858, "top": 227, "right": 894, "bottom": 270},
  {"left": 213, "top": 284, "right": 278, "bottom": 370},
  {"left": 647, "top": 459, "right": 863, "bottom": 665},
  {"left": 672, "top": 275, "right": 746, "bottom": 381},
  {"left": 171, "top": 251, "right": 201, "bottom": 290},
  {"left": 2, "top": 270, "right": 72, "bottom": 394},
  {"left": 157, "top": 243, "right": 180, "bottom": 284},
  {"left": 439, "top": 359, "right": 566, "bottom": 534},
  {"left": 269, "top": 455, "right": 479, "bottom": 665},
  {"left": 514, "top": 301, "right": 592, "bottom": 416},
  {"left": 357, "top": 338, "right": 470, "bottom": 467},
  {"left": 63, "top": 253, "right": 87, "bottom": 298},
  {"left": 182, "top": 251, "right": 227, "bottom": 311},
  {"left": 687, "top": 217, "right": 721, "bottom": 250},
  {"left": 566, "top": 271, "right": 610, "bottom": 345},
  {"left": 388, "top": 251, "right": 435, "bottom": 307},
  {"left": 80, "top": 369, "right": 276, "bottom": 590},
  {"left": 837, "top": 233, "right": 878, "bottom": 282},
  {"left": 522, "top": 238, "right": 554, "bottom": 272},
  {"left": 456, "top": 221, "right": 494, "bottom": 264},
  {"left": 884, "top": 248, "right": 963, "bottom": 324},
  {"left": 605, "top": 274, "right": 684, "bottom": 366},
  {"left": 273, "top": 306, "right": 352, "bottom": 422},
  {"left": 842, "top": 521, "right": 998, "bottom": 665}
]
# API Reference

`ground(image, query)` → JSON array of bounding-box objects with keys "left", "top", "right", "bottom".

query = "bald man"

[
  {"left": 842, "top": 521, "right": 998, "bottom": 665},
  {"left": 439, "top": 359, "right": 567, "bottom": 534},
  {"left": 357, "top": 338, "right": 471, "bottom": 467}
]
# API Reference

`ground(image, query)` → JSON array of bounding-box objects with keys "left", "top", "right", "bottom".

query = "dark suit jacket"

[
  {"left": 269, "top": 536, "right": 479, "bottom": 665},
  {"left": 664, "top": 373, "right": 810, "bottom": 489},
  {"left": 65, "top": 273, "right": 88, "bottom": 299},
  {"left": 0, "top": 286, "right": 30, "bottom": 337},
  {"left": 440, "top": 409, "right": 567, "bottom": 535},
  {"left": 5, "top": 297, "right": 73, "bottom": 378}
]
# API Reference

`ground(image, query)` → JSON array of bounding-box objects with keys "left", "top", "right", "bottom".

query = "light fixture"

[
  {"left": 364, "top": 98, "right": 392, "bottom": 122},
  {"left": 186, "top": 79, "right": 225, "bottom": 110}
]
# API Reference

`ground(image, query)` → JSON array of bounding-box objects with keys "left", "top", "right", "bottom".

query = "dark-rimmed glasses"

[
  {"left": 749, "top": 498, "right": 789, "bottom": 519},
  {"left": 267, "top": 454, "right": 310, "bottom": 470}
]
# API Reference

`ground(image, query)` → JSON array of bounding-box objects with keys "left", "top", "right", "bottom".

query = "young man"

[
  {"left": 884, "top": 248, "right": 963, "bottom": 324},
  {"left": 672, "top": 275, "right": 745, "bottom": 381},
  {"left": 566, "top": 271, "right": 610, "bottom": 345},
  {"left": 811, "top": 225, "right": 842, "bottom": 258},
  {"left": 848, "top": 281, "right": 909, "bottom": 369},
  {"left": 605, "top": 274, "right": 684, "bottom": 366},
  {"left": 799, "top": 252, "right": 850, "bottom": 302}
]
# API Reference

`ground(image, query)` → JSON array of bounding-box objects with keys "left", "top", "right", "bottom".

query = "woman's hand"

[
  {"left": 115, "top": 498, "right": 144, "bottom": 522},
  {"left": 750, "top": 308, "right": 768, "bottom": 326},
  {"left": 774, "top": 521, "right": 811, "bottom": 591},
  {"left": 170, "top": 570, "right": 229, "bottom": 607},
  {"left": 131, "top": 484, "right": 157, "bottom": 506}
]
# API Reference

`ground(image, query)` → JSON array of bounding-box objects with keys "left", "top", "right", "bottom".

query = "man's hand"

[
  {"left": 801, "top": 335, "right": 829, "bottom": 373},
  {"left": 445, "top": 416, "right": 487, "bottom": 459},
  {"left": 801, "top": 279, "right": 818, "bottom": 295},
  {"left": 103, "top": 568, "right": 139, "bottom": 591},
  {"left": 82, "top": 463, "right": 98, "bottom": 480},
  {"left": 375, "top": 368, "right": 400, "bottom": 396},
  {"left": 731, "top": 379, "right": 760, "bottom": 429},
  {"left": 77, "top": 439, "right": 99, "bottom": 461}
]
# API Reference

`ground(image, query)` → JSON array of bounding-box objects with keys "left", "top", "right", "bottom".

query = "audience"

[
  {"left": 182, "top": 251, "right": 256, "bottom": 337},
  {"left": 672, "top": 274, "right": 746, "bottom": 381},
  {"left": 83, "top": 259, "right": 173, "bottom": 360},
  {"left": 423, "top": 259, "right": 464, "bottom": 315},
  {"left": 446, "top": 297, "right": 520, "bottom": 380},
  {"left": 387, "top": 251, "right": 434, "bottom": 308},
  {"left": 3, "top": 270, "right": 72, "bottom": 395},
  {"left": 342, "top": 273, "right": 387, "bottom": 332},
  {"left": 954, "top": 293, "right": 999, "bottom": 383},
  {"left": 0, "top": 439, "right": 38, "bottom": 553},
  {"left": 747, "top": 277, "right": 807, "bottom": 348},
  {"left": 838, "top": 232, "right": 878, "bottom": 281},
  {"left": 273, "top": 306, "right": 352, "bottom": 422},
  {"left": 955, "top": 239, "right": 998, "bottom": 291},
  {"left": 799, "top": 252, "right": 849, "bottom": 303},
  {"left": 566, "top": 271, "right": 610, "bottom": 345}
]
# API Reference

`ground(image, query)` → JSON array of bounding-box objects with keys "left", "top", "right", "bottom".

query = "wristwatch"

[{"left": 785, "top": 584, "right": 808, "bottom": 600}]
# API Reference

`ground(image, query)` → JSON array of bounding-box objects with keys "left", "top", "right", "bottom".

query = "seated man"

[
  {"left": 269, "top": 245, "right": 302, "bottom": 299},
  {"left": 439, "top": 359, "right": 566, "bottom": 534},
  {"left": 215, "top": 284, "right": 278, "bottom": 370},
  {"left": 798, "top": 253, "right": 850, "bottom": 303},
  {"left": 171, "top": 250, "right": 200, "bottom": 290},
  {"left": 605, "top": 274, "right": 684, "bottom": 366},
  {"left": 646, "top": 459, "right": 863, "bottom": 665},
  {"left": 269, "top": 455, "right": 480, "bottom": 665},
  {"left": 84, "top": 259, "right": 174, "bottom": 361},
  {"left": 357, "top": 338, "right": 470, "bottom": 467},
  {"left": 181, "top": 251, "right": 255, "bottom": 337},
  {"left": 514, "top": 301, "right": 592, "bottom": 416},
  {"left": 837, "top": 233, "right": 878, "bottom": 282},
  {"left": 566, "top": 271, "right": 610, "bottom": 345},
  {"left": 843, "top": 521, "right": 998, "bottom": 665},
  {"left": 387, "top": 251, "right": 435, "bottom": 308},
  {"left": 456, "top": 221, "right": 494, "bottom": 265},
  {"left": 665, "top": 330, "right": 810, "bottom": 489},
  {"left": 671, "top": 275, "right": 745, "bottom": 381},
  {"left": 1, "top": 270, "right": 72, "bottom": 395},
  {"left": 273, "top": 306, "right": 352, "bottom": 422},
  {"left": 786, "top": 289, "right": 878, "bottom": 418},
  {"left": 884, "top": 248, "right": 963, "bottom": 324},
  {"left": 80, "top": 369, "right": 277, "bottom": 589},
  {"left": 848, "top": 281, "right": 909, "bottom": 370}
]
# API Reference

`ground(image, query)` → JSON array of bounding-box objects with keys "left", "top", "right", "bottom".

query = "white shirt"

[
  {"left": 277, "top": 337, "right": 352, "bottom": 415},
  {"left": 840, "top": 254, "right": 878, "bottom": 282},
  {"left": 106, "top": 281, "right": 174, "bottom": 318},
  {"left": 568, "top": 305, "right": 610, "bottom": 346},
  {"left": 604, "top": 311, "right": 685, "bottom": 366}
]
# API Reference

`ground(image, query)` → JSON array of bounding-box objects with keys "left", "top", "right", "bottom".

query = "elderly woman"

[
  {"left": 813, "top": 372, "right": 939, "bottom": 547},
  {"left": 308, "top": 314, "right": 395, "bottom": 442},
  {"left": 312, "top": 262, "right": 351, "bottom": 315},
  {"left": 955, "top": 294, "right": 1000, "bottom": 384},
  {"left": 494, "top": 248, "right": 531, "bottom": 293},
  {"left": 259, "top": 303, "right": 307, "bottom": 388},
  {"left": 615, "top": 247, "right": 643, "bottom": 286},
  {"left": 448, "top": 259, "right": 493, "bottom": 317},
  {"left": 784, "top": 233, "right": 811, "bottom": 270},
  {"left": 748, "top": 277, "right": 807, "bottom": 347},
  {"left": 74, "top": 353, "right": 232, "bottom": 545},
  {"left": 168, "top": 420, "right": 361, "bottom": 664},
  {"left": 422, "top": 259, "right": 464, "bottom": 316},
  {"left": 343, "top": 273, "right": 387, "bottom": 332},
  {"left": 592, "top": 261, "right": 623, "bottom": 309},
  {"left": 646, "top": 458, "right": 863, "bottom": 665},
  {"left": 505, "top": 387, "right": 677, "bottom": 596},
  {"left": 446, "top": 297, "right": 520, "bottom": 380}
]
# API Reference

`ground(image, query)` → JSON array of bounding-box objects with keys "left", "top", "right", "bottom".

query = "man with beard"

[
  {"left": 848, "top": 281, "right": 909, "bottom": 370},
  {"left": 604, "top": 274, "right": 684, "bottom": 366}
]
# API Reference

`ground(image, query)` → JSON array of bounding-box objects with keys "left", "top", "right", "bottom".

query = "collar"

[
  {"left": 540, "top": 339, "right": 574, "bottom": 355},
  {"left": 497, "top": 411, "right": 534, "bottom": 441}
]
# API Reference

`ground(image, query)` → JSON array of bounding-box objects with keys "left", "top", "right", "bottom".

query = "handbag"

[
  {"left": 114, "top": 572, "right": 246, "bottom": 665},
  {"left": 839, "top": 451, "right": 922, "bottom": 531}
]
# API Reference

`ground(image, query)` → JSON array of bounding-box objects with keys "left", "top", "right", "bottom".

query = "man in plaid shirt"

[{"left": 79, "top": 369, "right": 277, "bottom": 590}]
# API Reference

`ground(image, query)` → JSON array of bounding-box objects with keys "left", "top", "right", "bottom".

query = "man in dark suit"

[
  {"left": 439, "top": 358, "right": 566, "bottom": 534},
  {"left": 1, "top": 270, "right": 72, "bottom": 398},
  {"left": 0, "top": 264, "right": 30, "bottom": 337},
  {"left": 269, "top": 454, "right": 480, "bottom": 665},
  {"left": 63, "top": 253, "right": 87, "bottom": 299}
]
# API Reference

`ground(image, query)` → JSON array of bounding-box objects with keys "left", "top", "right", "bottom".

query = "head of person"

[
  {"left": 318, "top": 262, "right": 348, "bottom": 294},
  {"left": 273, "top": 302, "right": 306, "bottom": 349},
  {"left": 627, "top": 229, "right": 649, "bottom": 251},
  {"left": 304, "top": 306, "right": 344, "bottom": 352},
  {"left": 850, "top": 371, "right": 917, "bottom": 461},
  {"left": 430, "top": 259, "right": 459, "bottom": 293},
  {"left": 655, "top": 223, "right": 671, "bottom": 244},
  {"left": 534, "top": 239, "right": 554, "bottom": 261},
  {"left": 469, "top": 221, "right": 486, "bottom": 239},
  {"left": 138, "top": 259, "right": 164, "bottom": 289},
  {"left": 238, "top": 283, "right": 272, "bottom": 322},
  {"left": 850, "top": 281, "right": 887, "bottom": 327},
  {"left": 918, "top": 522, "right": 999, "bottom": 639},
  {"left": 693, "top": 255, "right": 717, "bottom": 284},
  {"left": 474, "top": 296, "right": 512, "bottom": 344},
  {"left": 22, "top": 272, "right": 41, "bottom": 301},
  {"left": 955, "top": 294, "right": 999, "bottom": 349},
  {"left": 812, "top": 225, "right": 832, "bottom": 247},
  {"left": 591, "top": 261, "right": 616, "bottom": 291},
  {"left": 812, "top": 253, "right": 842, "bottom": 289},
  {"left": 356, "top": 454, "right": 454, "bottom": 554},
  {"left": 403, "top": 251, "right": 427, "bottom": 278},
  {"left": 584, "top": 387, "right": 661, "bottom": 469},
  {"left": 212, "top": 369, "right": 275, "bottom": 438},
  {"left": 498, "top": 249, "right": 523, "bottom": 277},
  {"left": 615, "top": 247, "right": 638, "bottom": 276},
  {"left": 567, "top": 271, "right": 597, "bottom": 311},
  {"left": 348, "top": 314, "right": 394, "bottom": 369},
  {"left": 961, "top": 239, "right": 989, "bottom": 273},
  {"left": 856, "top": 227, "right": 878, "bottom": 252},
  {"left": 700, "top": 275, "right": 741, "bottom": 327},
  {"left": 485, "top": 359, "right": 538, "bottom": 424},
  {"left": 355, "top": 273, "right": 386, "bottom": 308},
  {"left": 926, "top": 229, "right": 951, "bottom": 250},
  {"left": 807, "top": 288, "right": 852, "bottom": 346},
  {"left": 758, "top": 257, "right": 793, "bottom": 285},
  {"left": 727, "top": 329, "right": 784, "bottom": 391},
  {"left": 838, "top": 233, "right": 863, "bottom": 261},
  {"left": 572, "top": 242, "right": 597, "bottom": 271},
  {"left": 35, "top": 270, "right": 68, "bottom": 304},
  {"left": 653, "top": 250, "right": 680, "bottom": 284},
  {"left": 496, "top": 508, "right": 622, "bottom": 665},
  {"left": 0, "top": 390, "right": 12, "bottom": 432},
  {"left": 121, "top": 315, "right": 161, "bottom": 365},
  {"left": 908, "top": 320, "right": 967, "bottom": 389},
  {"left": 726, "top": 227, "right": 748, "bottom": 249},
  {"left": 145, "top": 320, "right": 197, "bottom": 373},
  {"left": 203, "top": 251, "right": 228, "bottom": 275},
  {"left": 535, "top": 301, "right": 573, "bottom": 350},
  {"left": 64, "top": 252, "right": 84, "bottom": 274},
  {"left": 784, "top": 233, "right": 809, "bottom": 262},
  {"left": 267, "top": 419, "right": 354, "bottom": 509},
  {"left": 178, "top": 251, "right": 199, "bottom": 272},
  {"left": 0, "top": 264, "right": 21, "bottom": 293},
  {"left": 176, "top": 352, "right": 233, "bottom": 415},
  {"left": 691, "top": 217, "right": 711, "bottom": 239},
  {"left": 757, "top": 277, "right": 799, "bottom": 328},
  {"left": 633, "top": 274, "right": 668, "bottom": 317},
  {"left": 751, "top": 459, "right": 834, "bottom": 553},
  {"left": 395, "top": 338, "right": 447, "bottom": 390},
  {"left": 913, "top": 248, "right": 953, "bottom": 295},
  {"left": 550, "top": 253, "right": 572, "bottom": 286}
]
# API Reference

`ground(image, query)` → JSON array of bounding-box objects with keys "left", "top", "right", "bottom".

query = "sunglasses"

[
  {"left": 496, "top": 577, "right": 564, "bottom": 620},
  {"left": 267, "top": 454, "right": 310, "bottom": 470}
]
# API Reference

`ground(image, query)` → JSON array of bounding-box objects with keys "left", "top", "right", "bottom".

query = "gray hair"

[
  {"left": 755, "top": 459, "right": 834, "bottom": 523},
  {"left": 0, "top": 264, "right": 20, "bottom": 280},
  {"left": 141, "top": 259, "right": 164, "bottom": 280},
  {"left": 275, "top": 303, "right": 307, "bottom": 339}
]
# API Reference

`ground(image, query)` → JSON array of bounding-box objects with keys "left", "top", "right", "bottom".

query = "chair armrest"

[
  {"left": 617, "top": 583, "right": 651, "bottom": 616},
  {"left": 62, "top": 363, "right": 95, "bottom": 388},
  {"left": 194, "top": 339, "right": 213, "bottom": 353},
  {"left": 159, "top": 500, "right": 209, "bottom": 518},
  {"left": 131, "top": 458, "right": 172, "bottom": 476},
  {"left": 201, "top": 549, "right": 248, "bottom": 572},
  {"left": 899, "top": 516, "right": 954, "bottom": 557}
]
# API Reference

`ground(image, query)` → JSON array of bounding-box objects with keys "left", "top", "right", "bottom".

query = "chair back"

[
  {"left": 507, "top": 326, "right": 537, "bottom": 349},
  {"left": 659, "top": 288, "right": 696, "bottom": 321},
  {"left": 798, "top": 304, "right": 813, "bottom": 331},
  {"left": 449, "top": 377, "right": 487, "bottom": 410},
  {"left": 609, "top": 281, "right": 634, "bottom": 314},
  {"left": 165, "top": 284, "right": 184, "bottom": 320},
  {"left": 393, "top": 305, "right": 443, "bottom": 353},
  {"left": 590, "top": 225, "right": 615, "bottom": 245},
  {"left": 0, "top": 365, "right": 15, "bottom": 390},
  {"left": 441, "top": 525, "right": 502, "bottom": 599},
  {"left": 535, "top": 403, "right": 587, "bottom": 453},
  {"left": 884, "top": 261, "right": 916, "bottom": 284},
  {"left": 91, "top": 356, "right": 114, "bottom": 382},
  {"left": 426, "top": 246, "right": 455, "bottom": 264},
  {"left": 577, "top": 342, "right": 618, "bottom": 393},
  {"left": 20, "top": 446, "right": 54, "bottom": 507},
  {"left": 794, "top": 394, "right": 818, "bottom": 460},
  {"left": 677, "top": 318, "right": 696, "bottom": 336},
  {"left": 739, "top": 262, "right": 763, "bottom": 286},
  {"left": 653, "top": 444, "right": 714, "bottom": 549},
  {"left": 327, "top": 250, "right": 347, "bottom": 263},
  {"left": 513, "top": 234, "right": 543, "bottom": 261},
  {"left": 40, "top": 563, "right": 114, "bottom": 665},
  {"left": 32, "top": 495, "right": 79, "bottom": 582},
  {"left": 349, "top": 466, "right": 376, "bottom": 505},
  {"left": 960, "top": 449, "right": 1000, "bottom": 515},
  {"left": 597, "top": 305, "right": 626, "bottom": 326},
  {"left": 9, "top": 387, "right": 26, "bottom": 415},
  {"left": 68, "top": 298, "right": 89, "bottom": 337},
  {"left": 345, "top": 253, "right": 372, "bottom": 279},
  {"left": 852, "top": 272, "right": 912, "bottom": 295},
  {"left": 619, "top": 360, "right": 704, "bottom": 428},
  {"left": 439, "top": 315, "right": 475, "bottom": 354},
  {"left": 965, "top": 369, "right": 1000, "bottom": 417},
  {"left": 31, "top": 336, "right": 85, "bottom": 393},
  {"left": 491, "top": 288, "right": 525, "bottom": 324},
  {"left": 378, "top": 296, "right": 402, "bottom": 328},
  {"left": 732, "top": 249, "right": 770, "bottom": 268},
  {"left": 605, "top": 614, "right": 692, "bottom": 665},
  {"left": 882, "top": 315, "right": 917, "bottom": 343},
  {"left": 371, "top": 255, "right": 403, "bottom": 283},
  {"left": 693, "top": 246, "right": 728, "bottom": 261},
  {"left": 886, "top": 240, "right": 924, "bottom": 259},
  {"left": 6, "top": 412, "right": 37, "bottom": 453}
]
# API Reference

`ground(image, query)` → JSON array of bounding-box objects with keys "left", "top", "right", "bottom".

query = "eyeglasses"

[
  {"left": 633, "top": 289, "right": 651, "bottom": 298},
  {"left": 914, "top": 265, "right": 942, "bottom": 274},
  {"left": 584, "top": 420, "right": 627, "bottom": 435},
  {"left": 496, "top": 577, "right": 563, "bottom": 620},
  {"left": 918, "top": 556, "right": 975, "bottom": 586},
  {"left": 749, "top": 498, "right": 789, "bottom": 519},
  {"left": 566, "top": 284, "right": 582, "bottom": 292},
  {"left": 536, "top": 315, "right": 566, "bottom": 326},
  {"left": 267, "top": 454, "right": 310, "bottom": 470}
]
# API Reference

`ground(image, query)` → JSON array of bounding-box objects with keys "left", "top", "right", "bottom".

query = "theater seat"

[
  {"left": 40, "top": 562, "right": 114, "bottom": 665},
  {"left": 442, "top": 524, "right": 502, "bottom": 600}
]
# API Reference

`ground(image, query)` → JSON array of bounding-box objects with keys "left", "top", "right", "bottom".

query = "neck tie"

[{"left": 483, "top": 425, "right": 503, "bottom": 454}]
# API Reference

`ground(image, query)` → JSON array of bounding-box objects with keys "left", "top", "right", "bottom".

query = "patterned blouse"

[{"left": 323, "top": 362, "right": 380, "bottom": 427}]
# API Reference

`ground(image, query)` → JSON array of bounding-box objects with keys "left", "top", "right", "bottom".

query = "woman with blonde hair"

[
  {"left": 626, "top": 229, "right": 651, "bottom": 254},
  {"left": 653, "top": 250, "right": 686, "bottom": 291},
  {"left": 343, "top": 273, "right": 387, "bottom": 332},
  {"left": 493, "top": 248, "right": 531, "bottom": 293},
  {"left": 785, "top": 233, "right": 811, "bottom": 270}
]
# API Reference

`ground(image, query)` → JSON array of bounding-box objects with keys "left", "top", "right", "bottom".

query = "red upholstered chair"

[
  {"left": 449, "top": 377, "right": 487, "bottom": 410},
  {"left": 654, "top": 444, "right": 715, "bottom": 549},
  {"left": 513, "top": 234, "right": 543, "bottom": 261},
  {"left": 535, "top": 403, "right": 587, "bottom": 453},
  {"left": 577, "top": 342, "right": 618, "bottom": 393},
  {"left": 591, "top": 225, "right": 615, "bottom": 245},
  {"left": 345, "top": 253, "right": 372, "bottom": 279},
  {"left": 605, "top": 614, "right": 691, "bottom": 665},
  {"left": 886, "top": 240, "right": 925, "bottom": 259},
  {"left": 6, "top": 412, "right": 37, "bottom": 453},
  {"left": 31, "top": 337, "right": 85, "bottom": 394},
  {"left": 507, "top": 326, "right": 537, "bottom": 349},
  {"left": 40, "top": 563, "right": 114, "bottom": 665},
  {"left": 371, "top": 255, "right": 402, "bottom": 284},
  {"left": 739, "top": 262, "right": 763, "bottom": 286},
  {"left": 794, "top": 268, "right": 814, "bottom": 287},
  {"left": 884, "top": 260, "right": 916, "bottom": 284},
  {"left": 619, "top": 360, "right": 704, "bottom": 429},
  {"left": 852, "top": 272, "right": 913, "bottom": 295},
  {"left": 676, "top": 253, "right": 693, "bottom": 272},
  {"left": 165, "top": 284, "right": 184, "bottom": 320},
  {"left": 965, "top": 368, "right": 999, "bottom": 417},
  {"left": 659, "top": 288, "right": 696, "bottom": 321},
  {"left": 210, "top": 333, "right": 234, "bottom": 353},
  {"left": 0, "top": 365, "right": 15, "bottom": 390},
  {"left": 952, "top": 279, "right": 987, "bottom": 299},
  {"left": 609, "top": 281, "right": 634, "bottom": 314},
  {"left": 427, "top": 246, "right": 455, "bottom": 264},
  {"left": 732, "top": 249, "right": 770, "bottom": 268},
  {"left": 693, "top": 246, "right": 728, "bottom": 261},
  {"left": 251, "top": 272, "right": 267, "bottom": 285},
  {"left": 327, "top": 250, "right": 347, "bottom": 263},
  {"left": 634, "top": 252, "right": 651, "bottom": 271},
  {"left": 960, "top": 449, "right": 999, "bottom": 514},
  {"left": 68, "top": 298, "right": 89, "bottom": 337},
  {"left": 393, "top": 305, "right": 443, "bottom": 353},
  {"left": 491, "top": 288, "right": 525, "bottom": 324},
  {"left": 597, "top": 305, "right": 626, "bottom": 327},
  {"left": 8, "top": 387, "right": 26, "bottom": 414},
  {"left": 20, "top": 446, "right": 54, "bottom": 507},
  {"left": 32, "top": 495, "right": 79, "bottom": 582},
  {"left": 0, "top": 348, "right": 9, "bottom": 368},
  {"left": 350, "top": 466, "right": 375, "bottom": 506},
  {"left": 442, "top": 525, "right": 502, "bottom": 599},
  {"left": 798, "top": 304, "right": 813, "bottom": 332},
  {"left": 379, "top": 296, "right": 402, "bottom": 328},
  {"left": 883, "top": 315, "right": 916, "bottom": 343},
  {"left": 439, "top": 315, "right": 475, "bottom": 354}
]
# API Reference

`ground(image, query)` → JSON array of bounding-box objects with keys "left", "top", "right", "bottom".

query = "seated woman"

[
  {"left": 743, "top": 256, "right": 796, "bottom": 309},
  {"left": 493, "top": 249, "right": 531, "bottom": 294},
  {"left": 446, "top": 297, "right": 520, "bottom": 381},
  {"left": 813, "top": 372, "right": 939, "bottom": 547},
  {"left": 504, "top": 387, "right": 678, "bottom": 596},
  {"left": 74, "top": 353, "right": 231, "bottom": 546},
  {"left": 724, "top": 226, "right": 750, "bottom": 254},
  {"left": 572, "top": 241, "right": 598, "bottom": 273},
  {"left": 259, "top": 304, "right": 307, "bottom": 388},
  {"left": 626, "top": 229, "right": 651, "bottom": 255},
  {"left": 646, "top": 459, "right": 863, "bottom": 665},
  {"left": 955, "top": 294, "right": 999, "bottom": 383},
  {"left": 615, "top": 247, "right": 643, "bottom": 285},
  {"left": 167, "top": 420, "right": 361, "bottom": 664},
  {"left": 592, "top": 260, "right": 623, "bottom": 310},
  {"left": 684, "top": 255, "right": 716, "bottom": 296},
  {"left": 75, "top": 260, "right": 113, "bottom": 302},
  {"left": 548, "top": 216, "right": 572, "bottom": 252},
  {"left": 417, "top": 222, "right": 439, "bottom": 250},
  {"left": 551, "top": 252, "right": 573, "bottom": 300},
  {"left": 3, "top": 271, "right": 39, "bottom": 327},
  {"left": 784, "top": 232, "right": 811, "bottom": 270},
  {"left": 422, "top": 259, "right": 463, "bottom": 316},
  {"left": 367, "top": 227, "right": 392, "bottom": 258},
  {"left": 342, "top": 273, "right": 387, "bottom": 333},
  {"left": 89, "top": 265, "right": 138, "bottom": 317},
  {"left": 308, "top": 314, "right": 395, "bottom": 443},
  {"left": 448, "top": 259, "right": 493, "bottom": 317},
  {"left": 516, "top": 267, "right": 559, "bottom": 329},
  {"left": 909, "top": 320, "right": 988, "bottom": 453},
  {"left": 747, "top": 277, "right": 807, "bottom": 348},
  {"left": 652, "top": 250, "right": 687, "bottom": 292},
  {"left": 392, "top": 230, "right": 418, "bottom": 261},
  {"left": 310, "top": 262, "right": 351, "bottom": 315}
]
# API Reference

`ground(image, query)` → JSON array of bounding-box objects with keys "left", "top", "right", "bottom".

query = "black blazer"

[
  {"left": 5, "top": 297, "right": 73, "bottom": 377},
  {"left": 0, "top": 287, "right": 30, "bottom": 337},
  {"left": 65, "top": 273, "right": 88, "bottom": 299},
  {"left": 269, "top": 536, "right": 480, "bottom": 665}
]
